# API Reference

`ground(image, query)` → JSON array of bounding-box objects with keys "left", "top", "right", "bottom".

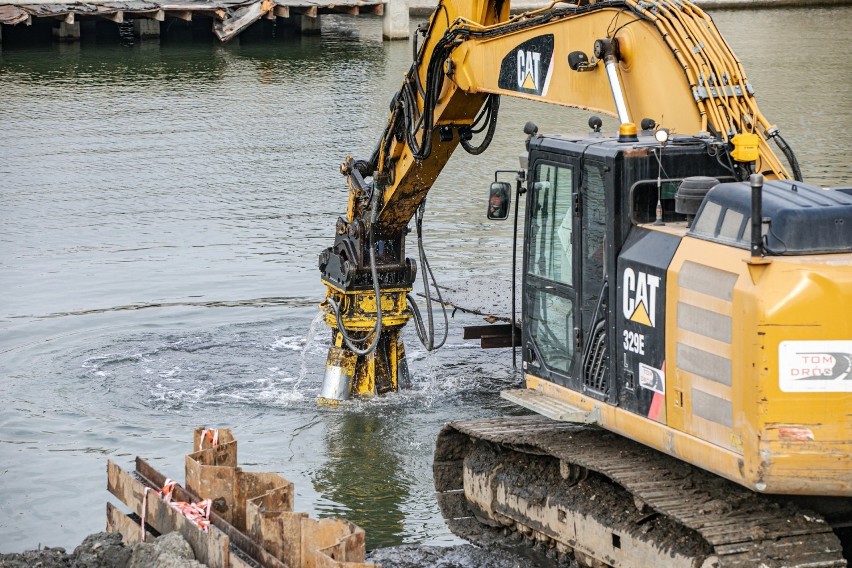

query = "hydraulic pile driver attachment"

[{"left": 317, "top": 158, "right": 416, "bottom": 403}]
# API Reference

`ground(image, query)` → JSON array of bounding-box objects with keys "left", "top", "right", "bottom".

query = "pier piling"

[
  {"left": 382, "top": 0, "right": 407, "bottom": 39},
  {"left": 53, "top": 20, "right": 81, "bottom": 41},
  {"left": 133, "top": 17, "right": 161, "bottom": 38}
]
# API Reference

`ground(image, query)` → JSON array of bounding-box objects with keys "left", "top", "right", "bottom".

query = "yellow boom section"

[
  {"left": 372, "top": 0, "right": 789, "bottom": 233},
  {"left": 319, "top": 0, "right": 792, "bottom": 401}
]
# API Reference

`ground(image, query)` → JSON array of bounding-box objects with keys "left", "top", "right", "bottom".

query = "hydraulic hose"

[
  {"left": 461, "top": 95, "right": 500, "bottom": 156},
  {"left": 327, "top": 193, "right": 383, "bottom": 357},
  {"left": 407, "top": 201, "right": 449, "bottom": 351},
  {"left": 770, "top": 131, "right": 803, "bottom": 182}
]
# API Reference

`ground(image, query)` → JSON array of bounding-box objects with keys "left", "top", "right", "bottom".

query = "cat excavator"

[{"left": 316, "top": 0, "right": 852, "bottom": 565}]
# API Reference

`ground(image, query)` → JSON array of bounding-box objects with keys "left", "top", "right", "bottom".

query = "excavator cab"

[
  {"left": 510, "top": 125, "right": 852, "bottom": 501},
  {"left": 520, "top": 128, "right": 732, "bottom": 410}
]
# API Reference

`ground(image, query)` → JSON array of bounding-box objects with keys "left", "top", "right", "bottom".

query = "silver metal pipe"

[{"left": 604, "top": 56, "right": 631, "bottom": 124}]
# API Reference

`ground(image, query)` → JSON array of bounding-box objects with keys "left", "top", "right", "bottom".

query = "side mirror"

[{"left": 487, "top": 181, "right": 512, "bottom": 220}]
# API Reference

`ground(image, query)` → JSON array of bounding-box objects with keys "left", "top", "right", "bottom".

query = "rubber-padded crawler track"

[{"left": 434, "top": 416, "right": 847, "bottom": 568}]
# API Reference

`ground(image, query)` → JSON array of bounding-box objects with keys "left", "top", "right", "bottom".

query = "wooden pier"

[{"left": 0, "top": 0, "right": 408, "bottom": 43}]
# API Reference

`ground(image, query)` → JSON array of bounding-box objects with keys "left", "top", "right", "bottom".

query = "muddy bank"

[
  {"left": 368, "top": 544, "right": 567, "bottom": 567},
  {"left": 1, "top": 533, "right": 561, "bottom": 568}
]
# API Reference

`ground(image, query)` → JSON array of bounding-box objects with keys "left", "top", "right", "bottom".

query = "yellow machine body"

[{"left": 524, "top": 229, "right": 851, "bottom": 496}]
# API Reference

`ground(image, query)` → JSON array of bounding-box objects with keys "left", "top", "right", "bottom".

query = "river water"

[{"left": 1, "top": 6, "right": 849, "bottom": 554}]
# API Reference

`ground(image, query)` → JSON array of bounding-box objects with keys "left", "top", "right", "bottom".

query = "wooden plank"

[
  {"left": 136, "top": 458, "right": 289, "bottom": 568},
  {"left": 99, "top": 9, "right": 124, "bottom": 22},
  {"left": 107, "top": 460, "right": 230, "bottom": 568},
  {"left": 369, "top": 3, "right": 382, "bottom": 15},
  {"left": 106, "top": 502, "right": 157, "bottom": 545},
  {"left": 326, "top": 4, "right": 357, "bottom": 14},
  {"left": 273, "top": 5, "right": 289, "bottom": 17},
  {"left": 297, "top": 5, "right": 317, "bottom": 17},
  {"left": 212, "top": 0, "right": 274, "bottom": 42},
  {"left": 0, "top": 5, "right": 31, "bottom": 25}
]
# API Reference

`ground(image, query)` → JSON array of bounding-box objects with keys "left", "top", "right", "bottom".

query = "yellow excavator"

[{"left": 316, "top": 0, "right": 852, "bottom": 565}]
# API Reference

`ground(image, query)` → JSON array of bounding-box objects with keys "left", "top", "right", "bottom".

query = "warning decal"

[{"left": 779, "top": 340, "right": 852, "bottom": 393}]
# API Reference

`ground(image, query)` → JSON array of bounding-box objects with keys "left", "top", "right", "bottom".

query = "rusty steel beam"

[
  {"left": 463, "top": 324, "right": 516, "bottom": 340},
  {"left": 135, "top": 458, "right": 288, "bottom": 568},
  {"left": 107, "top": 460, "right": 230, "bottom": 568}
]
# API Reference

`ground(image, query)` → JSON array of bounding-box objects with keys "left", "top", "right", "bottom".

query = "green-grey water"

[{"left": 1, "top": 8, "right": 850, "bottom": 554}]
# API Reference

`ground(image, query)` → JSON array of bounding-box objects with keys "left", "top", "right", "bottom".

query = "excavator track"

[{"left": 434, "top": 416, "right": 848, "bottom": 568}]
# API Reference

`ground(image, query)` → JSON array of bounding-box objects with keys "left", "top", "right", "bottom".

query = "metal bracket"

[{"left": 501, "top": 389, "right": 600, "bottom": 424}]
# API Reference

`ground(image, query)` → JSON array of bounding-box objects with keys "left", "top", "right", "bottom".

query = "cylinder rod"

[{"left": 604, "top": 56, "right": 630, "bottom": 124}]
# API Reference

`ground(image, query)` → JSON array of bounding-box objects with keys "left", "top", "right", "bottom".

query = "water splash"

[{"left": 286, "top": 307, "right": 329, "bottom": 401}]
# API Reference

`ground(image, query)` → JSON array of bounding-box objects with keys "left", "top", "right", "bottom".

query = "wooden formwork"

[{"left": 106, "top": 427, "right": 377, "bottom": 568}]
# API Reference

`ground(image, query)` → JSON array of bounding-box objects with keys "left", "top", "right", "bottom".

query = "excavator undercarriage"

[{"left": 435, "top": 417, "right": 850, "bottom": 568}]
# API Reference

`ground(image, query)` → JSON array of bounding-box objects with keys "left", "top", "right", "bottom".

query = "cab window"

[{"left": 526, "top": 163, "right": 576, "bottom": 375}]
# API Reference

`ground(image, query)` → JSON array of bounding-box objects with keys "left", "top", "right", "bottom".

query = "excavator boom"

[
  {"left": 371, "top": 0, "right": 791, "bottom": 234},
  {"left": 318, "top": 0, "right": 797, "bottom": 400}
]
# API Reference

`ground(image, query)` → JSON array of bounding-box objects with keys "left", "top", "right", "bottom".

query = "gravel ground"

[
  {"left": 0, "top": 532, "right": 204, "bottom": 568},
  {"left": 0, "top": 532, "right": 550, "bottom": 568}
]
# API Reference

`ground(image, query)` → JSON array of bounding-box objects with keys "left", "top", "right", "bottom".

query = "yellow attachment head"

[{"left": 730, "top": 132, "right": 761, "bottom": 163}]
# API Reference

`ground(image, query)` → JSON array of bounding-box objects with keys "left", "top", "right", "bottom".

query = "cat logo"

[
  {"left": 517, "top": 50, "right": 542, "bottom": 91},
  {"left": 623, "top": 267, "right": 660, "bottom": 327},
  {"left": 498, "top": 35, "right": 554, "bottom": 97}
]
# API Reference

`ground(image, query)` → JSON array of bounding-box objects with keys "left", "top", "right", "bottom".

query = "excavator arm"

[{"left": 317, "top": 0, "right": 798, "bottom": 401}]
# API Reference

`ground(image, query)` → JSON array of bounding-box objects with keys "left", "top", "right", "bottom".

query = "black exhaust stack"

[{"left": 750, "top": 173, "right": 764, "bottom": 258}]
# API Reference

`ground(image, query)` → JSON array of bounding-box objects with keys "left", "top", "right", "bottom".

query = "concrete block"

[
  {"left": 133, "top": 18, "right": 161, "bottom": 38},
  {"left": 299, "top": 14, "right": 321, "bottom": 34},
  {"left": 382, "top": 0, "right": 409, "bottom": 40},
  {"left": 280, "top": 13, "right": 321, "bottom": 34},
  {"left": 53, "top": 21, "right": 81, "bottom": 41}
]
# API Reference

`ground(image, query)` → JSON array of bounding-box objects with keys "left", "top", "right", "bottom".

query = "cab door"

[{"left": 523, "top": 157, "right": 581, "bottom": 390}]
